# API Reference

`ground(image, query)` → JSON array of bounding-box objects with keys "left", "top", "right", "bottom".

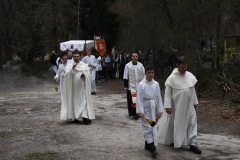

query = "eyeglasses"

[{"left": 73, "top": 56, "right": 80, "bottom": 58}]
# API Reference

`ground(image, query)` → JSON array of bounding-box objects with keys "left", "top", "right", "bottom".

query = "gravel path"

[{"left": 0, "top": 72, "right": 240, "bottom": 160}]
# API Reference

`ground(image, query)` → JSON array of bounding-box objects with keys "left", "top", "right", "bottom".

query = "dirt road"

[{"left": 0, "top": 73, "right": 240, "bottom": 160}]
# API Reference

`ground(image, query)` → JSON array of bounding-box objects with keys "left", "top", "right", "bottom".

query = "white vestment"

[
  {"left": 96, "top": 56, "right": 102, "bottom": 71},
  {"left": 82, "top": 55, "right": 97, "bottom": 92},
  {"left": 158, "top": 68, "right": 198, "bottom": 148},
  {"left": 123, "top": 62, "right": 145, "bottom": 105},
  {"left": 136, "top": 78, "right": 164, "bottom": 146},
  {"left": 55, "top": 63, "right": 67, "bottom": 101},
  {"left": 123, "top": 62, "right": 145, "bottom": 92},
  {"left": 60, "top": 61, "right": 95, "bottom": 120}
]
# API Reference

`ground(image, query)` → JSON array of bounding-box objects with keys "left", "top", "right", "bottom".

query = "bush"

[{"left": 21, "top": 61, "right": 50, "bottom": 78}]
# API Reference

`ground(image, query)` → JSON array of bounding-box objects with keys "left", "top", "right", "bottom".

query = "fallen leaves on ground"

[{"left": 197, "top": 98, "right": 240, "bottom": 123}]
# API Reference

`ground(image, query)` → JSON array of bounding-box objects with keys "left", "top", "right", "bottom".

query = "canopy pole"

[{"left": 77, "top": 0, "right": 81, "bottom": 40}]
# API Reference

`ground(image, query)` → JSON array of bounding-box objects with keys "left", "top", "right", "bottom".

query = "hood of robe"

[
  {"left": 143, "top": 77, "right": 156, "bottom": 84},
  {"left": 65, "top": 61, "right": 90, "bottom": 72},
  {"left": 165, "top": 68, "right": 197, "bottom": 89}
]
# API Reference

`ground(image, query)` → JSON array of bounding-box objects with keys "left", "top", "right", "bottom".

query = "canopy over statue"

[{"left": 60, "top": 40, "right": 94, "bottom": 52}]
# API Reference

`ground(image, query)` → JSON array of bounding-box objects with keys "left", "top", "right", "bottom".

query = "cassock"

[
  {"left": 123, "top": 61, "right": 145, "bottom": 116},
  {"left": 136, "top": 78, "right": 164, "bottom": 146},
  {"left": 60, "top": 61, "right": 95, "bottom": 120},
  {"left": 158, "top": 68, "right": 198, "bottom": 148},
  {"left": 55, "top": 63, "right": 67, "bottom": 102},
  {"left": 82, "top": 55, "right": 97, "bottom": 92}
]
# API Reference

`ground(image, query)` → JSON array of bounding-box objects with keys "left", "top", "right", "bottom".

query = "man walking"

[
  {"left": 55, "top": 54, "right": 68, "bottom": 102},
  {"left": 82, "top": 48, "right": 97, "bottom": 95},
  {"left": 60, "top": 51, "right": 95, "bottom": 124},
  {"left": 123, "top": 52, "right": 145, "bottom": 120},
  {"left": 158, "top": 56, "right": 201, "bottom": 154},
  {"left": 136, "top": 65, "right": 164, "bottom": 158}
]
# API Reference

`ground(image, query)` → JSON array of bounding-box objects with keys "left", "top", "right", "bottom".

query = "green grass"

[
  {"left": 0, "top": 131, "right": 31, "bottom": 138},
  {"left": 24, "top": 152, "right": 59, "bottom": 160},
  {"left": 0, "top": 131, "right": 10, "bottom": 137}
]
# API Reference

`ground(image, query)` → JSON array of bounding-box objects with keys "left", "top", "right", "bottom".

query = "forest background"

[{"left": 0, "top": 0, "right": 240, "bottom": 102}]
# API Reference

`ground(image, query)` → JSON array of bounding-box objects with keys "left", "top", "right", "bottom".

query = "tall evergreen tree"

[{"left": 79, "top": 0, "right": 120, "bottom": 50}]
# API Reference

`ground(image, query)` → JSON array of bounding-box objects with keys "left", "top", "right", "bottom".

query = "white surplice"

[
  {"left": 82, "top": 55, "right": 97, "bottom": 92},
  {"left": 158, "top": 68, "right": 198, "bottom": 148},
  {"left": 96, "top": 56, "right": 102, "bottom": 71},
  {"left": 136, "top": 78, "right": 164, "bottom": 146},
  {"left": 60, "top": 61, "right": 95, "bottom": 120},
  {"left": 123, "top": 62, "right": 145, "bottom": 92},
  {"left": 55, "top": 63, "right": 67, "bottom": 102}
]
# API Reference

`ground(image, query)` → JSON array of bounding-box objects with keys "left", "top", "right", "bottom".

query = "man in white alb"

[
  {"left": 60, "top": 51, "right": 95, "bottom": 124},
  {"left": 95, "top": 53, "right": 102, "bottom": 82},
  {"left": 82, "top": 48, "right": 97, "bottom": 95},
  {"left": 158, "top": 56, "right": 201, "bottom": 154},
  {"left": 55, "top": 54, "right": 68, "bottom": 102},
  {"left": 136, "top": 65, "right": 164, "bottom": 158}
]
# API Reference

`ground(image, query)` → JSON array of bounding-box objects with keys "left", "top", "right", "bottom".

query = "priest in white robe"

[
  {"left": 60, "top": 51, "right": 95, "bottom": 124},
  {"left": 136, "top": 65, "right": 164, "bottom": 158},
  {"left": 158, "top": 56, "right": 201, "bottom": 154},
  {"left": 82, "top": 48, "right": 97, "bottom": 95},
  {"left": 123, "top": 52, "right": 145, "bottom": 120}
]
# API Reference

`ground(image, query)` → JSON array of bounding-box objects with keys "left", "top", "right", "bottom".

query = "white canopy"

[{"left": 60, "top": 40, "right": 94, "bottom": 52}]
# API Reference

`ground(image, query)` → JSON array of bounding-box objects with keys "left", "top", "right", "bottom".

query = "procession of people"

[{"left": 53, "top": 47, "right": 202, "bottom": 158}]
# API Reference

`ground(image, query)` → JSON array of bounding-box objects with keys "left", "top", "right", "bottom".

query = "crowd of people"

[{"left": 50, "top": 49, "right": 202, "bottom": 158}]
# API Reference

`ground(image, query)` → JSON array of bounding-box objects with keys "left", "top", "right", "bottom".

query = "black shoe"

[
  {"left": 83, "top": 118, "right": 92, "bottom": 125},
  {"left": 146, "top": 142, "right": 156, "bottom": 151},
  {"left": 150, "top": 142, "right": 157, "bottom": 157},
  {"left": 145, "top": 142, "right": 157, "bottom": 157},
  {"left": 190, "top": 145, "right": 202, "bottom": 154},
  {"left": 91, "top": 92, "right": 96, "bottom": 95},
  {"left": 151, "top": 150, "right": 158, "bottom": 158},
  {"left": 74, "top": 119, "right": 80, "bottom": 123},
  {"left": 133, "top": 114, "right": 140, "bottom": 120},
  {"left": 145, "top": 141, "right": 149, "bottom": 150}
]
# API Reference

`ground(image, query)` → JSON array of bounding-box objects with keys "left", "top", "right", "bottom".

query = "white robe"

[
  {"left": 136, "top": 78, "right": 164, "bottom": 146},
  {"left": 60, "top": 61, "right": 95, "bottom": 120},
  {"left": 82, "top": 55, "right": 97, "bottom": 92},
  {"left": 96, "top": 56, "right": 102, "bottom": 71},
  {"left": 158, "top": 68, "right": 198, "bottom": 148},
  {"left": 56, "top": 63, "right": 67, "bottom": 102}
]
